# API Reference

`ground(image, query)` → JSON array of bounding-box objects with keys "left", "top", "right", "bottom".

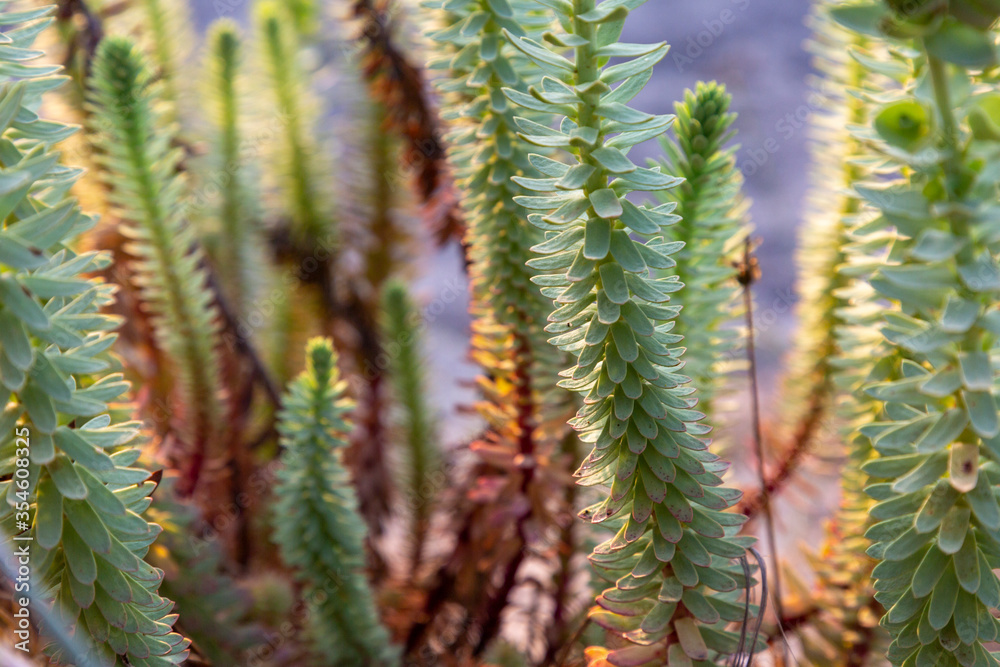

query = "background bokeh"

[
  {"left": 191, "top": 0, "right": 829, "bottom": 573},
  {"left": 189, "top": 0, "right": 815, "bottom": 414},
  {"left": 625, "top": 0, "right": 814, "bottom": 391}
]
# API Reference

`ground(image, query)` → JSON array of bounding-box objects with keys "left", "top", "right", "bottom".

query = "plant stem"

[
  {"left": 926, "top": 52, "right": 958, "bottom": 155},
  {"left": 926, "top": 49, "right": 967, "bottom": 207},
  {"left": 740, "top": 239, "right": 786, "bottom": 650}
]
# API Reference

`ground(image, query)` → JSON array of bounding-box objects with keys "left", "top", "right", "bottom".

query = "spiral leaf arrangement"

[
  {"left": 426, "top": 0, "right": 568, "bottom": 439},
  {"left": 654, "top": 81, "right": 747, "bottom": 413},
  {"left": 21, "top": 0, "right": 998, "bottom": 663},
  {"left": 271, "top": 338, "right": 399, "bottom": 666},
  {"left": 424, "top": 0, "right": 569, "bottom": 461},
  {"left": 504, "top": 1, "right": 756, "bottom": 664},
  {"left": 417, "top": 1, "right": 585, "bottom": 658},
  {"left": 87, "top": 37, "right": 226, "bottom": 494},
  {"left": 426, "top": 0, "right": 549, "bottom": 331},
  {"left": 831, "top": 1, "right": 1000, "bottom": 664},
  {"left": 0, "top": 5, "right": 188, "bottom": 664}
]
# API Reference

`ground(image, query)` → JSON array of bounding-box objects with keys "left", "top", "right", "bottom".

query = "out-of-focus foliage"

[
  {"left": 200, "top": 21, "right": 269, "bottom": 322},
  {"left": 256, "top": 0, "right": 332, "bottom": 251},
  {"left": 781, "top": 2, "right": 892, "bottom": 664},
  {"left": 147, "top": 484, "right": 264, "bottom": 665},
  {"left": 654, "top": 81, "right": 747, "bottom": 417},
  {"left": 135, "top": 0, "right": 193, "bottom": 129},
  {"left": 88, "top": 37, "right": 226, "bottom": 495},
  {"left": 271, "top": 338, "right": 399, "bottom": 666},
  {"left": 381, "top": 281, "right": 438, "bottom": 573}
]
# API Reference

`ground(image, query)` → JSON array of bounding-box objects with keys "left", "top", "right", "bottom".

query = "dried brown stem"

[
  {"left": 201, "top": 256, "right": 283, "bottom": 409},
  {"left": 737, "top": 238, "right": 787, "bottom": 641},
  {"left": 56, "top": 0, "right": 104, "bottom": 76},
  {"left": 351, "top": 0, "right": 464, "bottom": 247},
  {"left": 542, "top": 435, "right": 580, "bottom": 666},
  {"left": 736, "top": 372, "right": 831, "bottom": 519},
  {"left": 468, "top": 331, "right": 536, "bottom": 657}
]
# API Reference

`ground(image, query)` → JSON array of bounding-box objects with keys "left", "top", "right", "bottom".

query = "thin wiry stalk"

[{"left": 738, "top": 240, "right": 786, "bottom": 645}]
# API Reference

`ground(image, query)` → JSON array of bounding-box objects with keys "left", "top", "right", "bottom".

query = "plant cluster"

[{"left": 2, "top": 1, "right": 1000, "bottom": 666}]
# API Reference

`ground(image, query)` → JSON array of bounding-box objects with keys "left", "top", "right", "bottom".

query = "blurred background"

[
  {"left": 188, "top": 0, "right": 830, "bottom": 576},
  {"left": 187, "top": 0, "right": 815, "bottom": 409}
]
